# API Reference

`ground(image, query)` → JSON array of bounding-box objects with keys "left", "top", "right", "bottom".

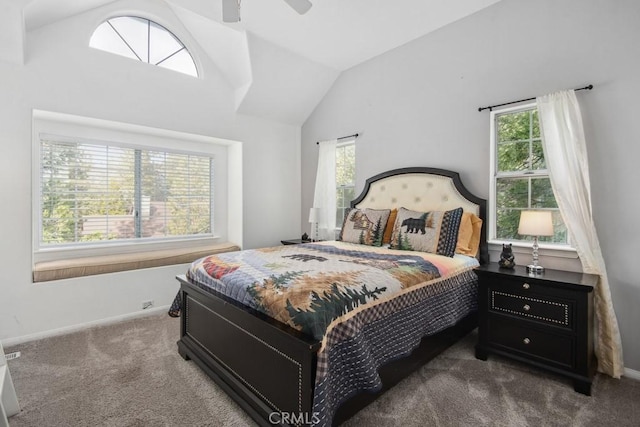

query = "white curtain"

[
  {"left": 537, "top": 90, "right": 624, "bottom": 378},
  {"left": 313, "top": 139, "right": 337, "bottom": 240}
]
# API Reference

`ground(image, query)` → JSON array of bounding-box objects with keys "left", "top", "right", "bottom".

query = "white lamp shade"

[
  {"left": 518, "top": 211, "right": 554, "bottom": 236},
  {"left": 308, "top": 207, "right": 320, "bottom": 223}
]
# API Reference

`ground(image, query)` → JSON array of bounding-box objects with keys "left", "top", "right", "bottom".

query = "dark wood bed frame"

[{"left": 176, "top": 167, "right": 488, "bottom": 426}]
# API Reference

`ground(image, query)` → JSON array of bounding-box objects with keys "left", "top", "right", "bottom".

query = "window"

[
  {"left": 490, "top": 104, "right": 568, "bottom": 245},
  {"left": 90, "top": 16, "right": 198, "bottom": 77},
  {"left": 39, "top": 137, "right": 213, "bottom": 247},
  {"left": 335, "top": 141, "right": 355, "bottom": 226}
]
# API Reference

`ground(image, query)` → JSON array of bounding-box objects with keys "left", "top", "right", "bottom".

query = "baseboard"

[
  {"left": 624, "top": 367, "right": 640, "bottom": 381},
  {"left": 1, "top": 305, "right": 171, "bottom": 348}
]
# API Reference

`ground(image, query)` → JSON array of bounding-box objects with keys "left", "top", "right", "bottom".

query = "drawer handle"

[
  {"left": 523, "top": 304, "right": 531, "bottom": 311},
  {"left": 523, "top": 338, "right": 531, "bottom": 345},
  {"left": 523, "top": 283, "right": 530, "bottom": 290}
]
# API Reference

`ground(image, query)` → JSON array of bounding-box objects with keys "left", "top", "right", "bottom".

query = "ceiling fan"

[{"left": 222, "top": 0, "right": 312, "bottom": 23}]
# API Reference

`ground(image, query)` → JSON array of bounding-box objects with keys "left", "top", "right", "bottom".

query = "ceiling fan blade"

[
  {"left": 283, "top": 0, "right": 312, "bottom": 15},
  {"left": 222, "top": 0, "right": 240, "bottom": 22}
]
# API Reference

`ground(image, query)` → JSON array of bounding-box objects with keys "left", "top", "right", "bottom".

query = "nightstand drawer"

[
  {"left": 488, "top": 318, "right": 574, "bottom": 368},
  {"left": 491, "top": 290, "right": 571, "bottom": 328}
]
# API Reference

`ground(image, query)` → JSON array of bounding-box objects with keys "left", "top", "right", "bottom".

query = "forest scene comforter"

[{"left": 183, "top": 241, "right": 479, "bottom": 425}]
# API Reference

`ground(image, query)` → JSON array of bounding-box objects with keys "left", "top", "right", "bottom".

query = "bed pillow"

[
  {"left": 336, "top": 207, "right": 352, "bottom": 242},
  {"left": 390, "top": 207, "right": 463, "bottom": 257},
  {"left": 339, "top": 208, "right": 391, "bottom": 246},
  {"left": 382, "top": 208, "right": 398, "bottom": 245},
  {"left": 455, "top": 212, "right": 483, "bottom": 257}
]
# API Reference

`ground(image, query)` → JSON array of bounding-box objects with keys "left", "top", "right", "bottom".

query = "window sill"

[
  {"left": 488, "top": 240, "right": 578, "bottom": 259},
  {"left": 34, "top": 236, "right": 221, "bottom": 262},
  {"left": 33, "top": 241, "right": 240, "bottom": 283}
]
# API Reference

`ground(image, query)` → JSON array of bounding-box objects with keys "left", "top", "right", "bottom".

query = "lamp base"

[{"left": 526, "top": 264, "right": 545, "bottom": 275}]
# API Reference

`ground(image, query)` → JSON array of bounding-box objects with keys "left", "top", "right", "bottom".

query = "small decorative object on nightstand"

[
  {"left": 475, "top": 263, "right": 598, "bottom": 395},
  {"left": 498, "top": 243, "right": 515, "bottom": 269}
]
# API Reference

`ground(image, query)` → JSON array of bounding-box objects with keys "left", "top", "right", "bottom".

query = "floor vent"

[{"left": 5, "top": 351, "right": 21, "bottom": 361}]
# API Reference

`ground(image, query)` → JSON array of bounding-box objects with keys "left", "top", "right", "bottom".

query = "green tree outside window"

[
  {"left": 493, "top": 107, "right": 567, "bottom": 244},
  {"left": 336, "top": 142, "right": 355, "bottom": 227}
]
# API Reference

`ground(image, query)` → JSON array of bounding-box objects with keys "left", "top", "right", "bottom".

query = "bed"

[{"left": 175, "top": 167, "right": 488, "bottom": 426}]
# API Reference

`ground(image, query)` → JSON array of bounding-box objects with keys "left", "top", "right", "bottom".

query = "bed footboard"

[{"left": 177, "top": 275, "right": 320, "bottom": 426}]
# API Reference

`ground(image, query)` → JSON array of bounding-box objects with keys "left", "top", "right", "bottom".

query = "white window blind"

[{"left": 39, "top": 137, "right": 213, "bottom": 246}]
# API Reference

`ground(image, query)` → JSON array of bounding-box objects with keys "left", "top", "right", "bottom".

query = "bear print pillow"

[{"left": 389, "top": 207, "right": 463, "bottom": 257}]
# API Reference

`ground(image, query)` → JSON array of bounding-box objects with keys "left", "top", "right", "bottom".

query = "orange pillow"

[
  {"left": 382, "top": 209, "right": 398, "bottom": 245},
  {"left": 456, "top": 212, "right": 483, "bottom": 257}
]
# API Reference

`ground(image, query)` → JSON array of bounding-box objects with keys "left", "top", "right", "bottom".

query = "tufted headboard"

[{"left": 351, "top": 167, "right": 488, "bottom": 264}]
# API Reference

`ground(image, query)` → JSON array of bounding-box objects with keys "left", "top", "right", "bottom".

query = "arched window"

[{"left": 90, "top": 16, "right": 198, "bottom": 77}]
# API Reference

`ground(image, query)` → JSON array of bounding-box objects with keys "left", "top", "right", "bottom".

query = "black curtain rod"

[
  {"left": 478, "top": 84, "right": 593, "bottom": 112},
  {"left": 316, "top": 133, "right": 359, "bottom": 145}
]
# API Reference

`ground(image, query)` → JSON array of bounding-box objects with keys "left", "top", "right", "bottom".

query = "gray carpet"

[{"left": 5, "top": 313, "right": 639, "bottom": 426}]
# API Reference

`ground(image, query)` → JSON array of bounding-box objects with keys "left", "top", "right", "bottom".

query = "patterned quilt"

[{"left": 181, "top": 241, "right": 479, "bottom": 425}]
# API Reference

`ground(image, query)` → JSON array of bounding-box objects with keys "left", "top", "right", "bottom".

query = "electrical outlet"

[{"left": 142, "top": 300, "right": 154, "bottom": 310}]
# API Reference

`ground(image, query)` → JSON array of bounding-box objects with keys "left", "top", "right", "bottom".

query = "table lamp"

[{"left": 518, "top": 210, "right": 554, "bottom": 274}]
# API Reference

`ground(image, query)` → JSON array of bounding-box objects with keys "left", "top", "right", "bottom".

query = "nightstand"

[
  {"left": 280, "top": 239, "right": 312, "bottom": 245},
  {"left": 474, "top": 263, "right": 598, "bottom": 395}
]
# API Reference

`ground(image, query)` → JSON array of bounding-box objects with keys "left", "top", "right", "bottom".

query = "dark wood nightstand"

[
  {"left": 280, "top": 239, "right": 312, "bottom": 245},
  {"left": 474, "top": 263, "right": 598, "bottom": 395}
]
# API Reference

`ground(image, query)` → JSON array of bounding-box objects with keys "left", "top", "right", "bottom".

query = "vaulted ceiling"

[{"left": 1, "top": 0, "right": 503, "bottom": 125}]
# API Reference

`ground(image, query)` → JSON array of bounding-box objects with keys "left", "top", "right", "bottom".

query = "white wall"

[
  {"left": 0, "top": 2, "right": 301, "bottom": 342},
  {"left": 302, "top": 0, "right": 640, "bottom": 371}
]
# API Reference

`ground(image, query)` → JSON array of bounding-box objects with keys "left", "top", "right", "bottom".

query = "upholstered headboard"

[{"left": 351, "top": 167, "right": 488, "bottom": 264}]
